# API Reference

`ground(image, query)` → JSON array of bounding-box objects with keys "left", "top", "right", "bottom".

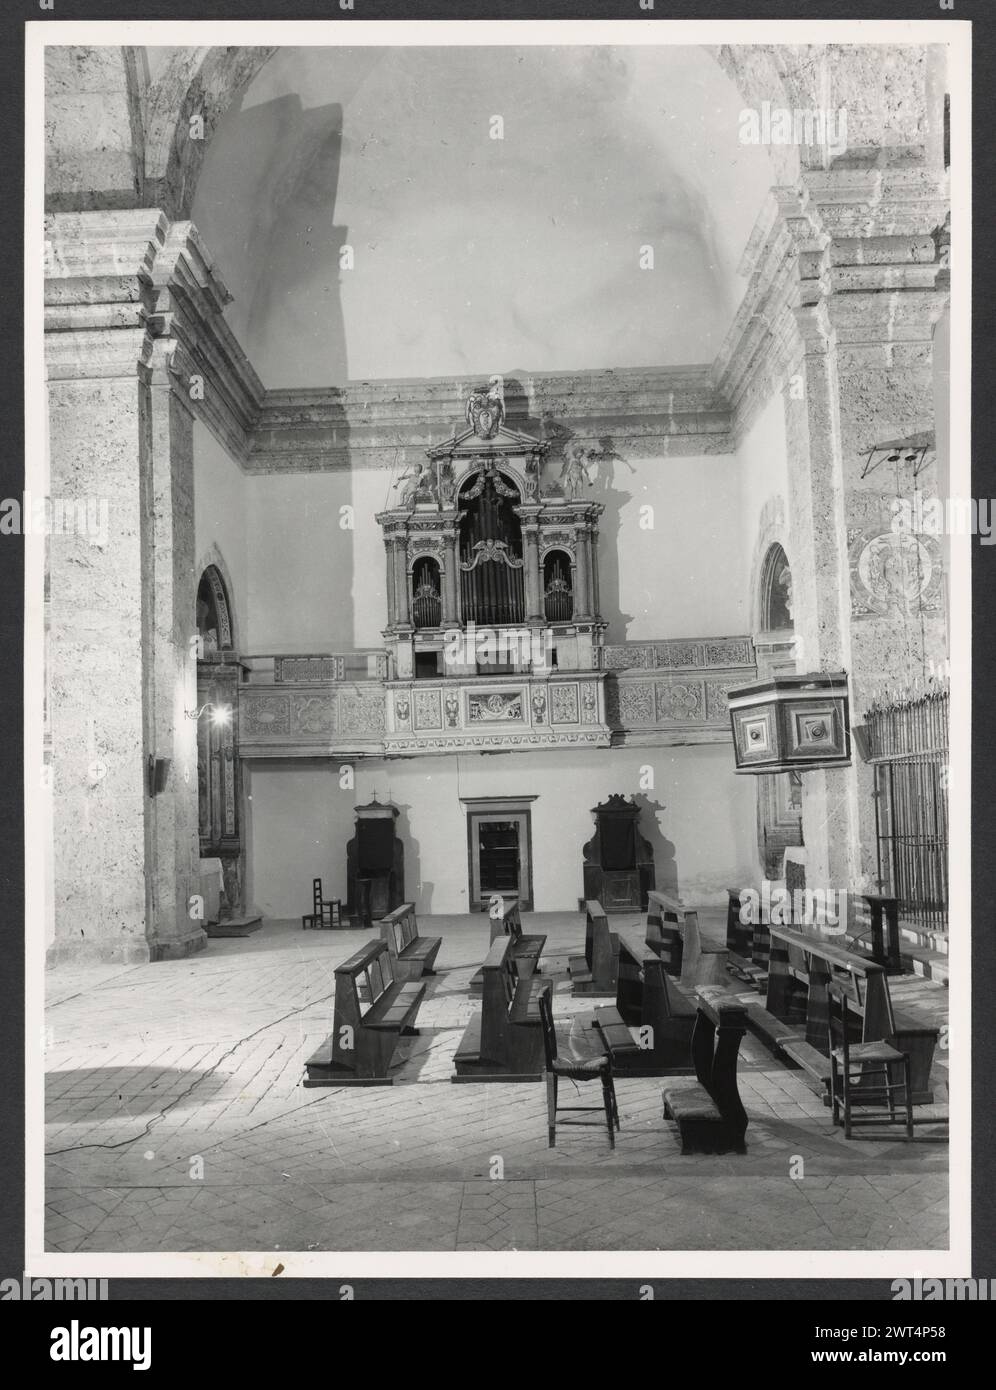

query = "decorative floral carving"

[
  {"left": 444, "top": 691, "right": 460, "bottom": 727},
  {"left": 291, "top": 696, "right": 336, "bottom": 735},
  {"left": 414, "top": 690, "right": 442, "bottom": 730},
  {"left": 550, "top": 684, "right": 580, "bottom": 724},
  {"left": 581, "top": 684, "right": 598, "bottom": 723},
  {"left": 656, "top": 681, "right": 704, "bottom": 721},
  {"left": 619, "top": 682, "right": 655, "bottom": 725},
  {"left": 339, "top": 691, "right": 385, "bottom": 734},
  {"left": 241, "top": 694, "right": 290, "bottom": 736}
]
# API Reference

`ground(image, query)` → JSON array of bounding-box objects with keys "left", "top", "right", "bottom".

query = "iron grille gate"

[{"left": 867, "top": 683, "right": 949, "bottom": 932}]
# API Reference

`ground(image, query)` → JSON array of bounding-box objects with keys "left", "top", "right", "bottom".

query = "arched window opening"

[
  {"left": 760, "top": 543, "right": 793, "bottom": 633},
  {"left": 543, "top": 550, "right": 573, "bottom": 622},
  {"left": 458, "top": 470, "right": 525, "bottom": 625},
  {"left": 411, "top": 557, "right": 442, "bottom": 630},
  {"left": 196, "top": 565, "right": 234, "bottom": 653}
]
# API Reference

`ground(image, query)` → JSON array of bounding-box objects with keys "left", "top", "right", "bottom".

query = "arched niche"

[
  {"left": 753, "top": 541, "right": 802, "bottom": 877},
  {"left": 411, "top": 556, "right": 442, "bottom": 630},
  {"left": 457, "top": 471, "right": 525, "bottom": 626},
  {"left": 196, "top": 563, "right": 235, "bottom": 654},
  {"left": 758, "top": 542, "right": 794, "bottom": 636},
  {"left": 542, "top": 548, "right": 574, "bottom": 622}
]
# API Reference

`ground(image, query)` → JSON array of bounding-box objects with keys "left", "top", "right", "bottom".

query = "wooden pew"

[
  {"left": 662, "top": 993, "right": 749, "bottom": 1154},
  {"left": 470, "top": 896, "right": 546, "bottom": 994},
  {"left": 380, "top": 903, "right": 442, "bottom": 981},
  {"left": 304, "top": 939, "right": 425, "bottom": 1086},
  {"left": 645, "top": 892, "right": 728, "bottom": 987},
  {"left": 574, "top": 931, "right": 697, "bottom": 1076},
  {"left": 568, "top": 900, "right": 619, "bottom": 996},
  {"left": 754, "top": 924, "right": 938, "bottom": 1103},
  {"left": 726, "top": 886, "right": 753, "bottom": 958},
  {"left": 644, "top": 890, "right": 685, "bottom": 977},
  {"left": 453, "top": 935, "right": 547, "bottom": 1082}
]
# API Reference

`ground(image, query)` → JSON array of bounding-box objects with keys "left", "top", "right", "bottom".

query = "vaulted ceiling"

[{"left": 191, "top": 46, "right": 773, "bottom": 388}]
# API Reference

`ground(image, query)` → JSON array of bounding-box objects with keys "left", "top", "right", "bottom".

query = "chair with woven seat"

[
  {"left": 302, "top": 877, "right": 342, "bottom": 930},
  {"left": 537, "top": 985, "right": 619, "bottom": 1149},
  {"left": 827, "top": 981, "right": 913, "bottom": 1140}
]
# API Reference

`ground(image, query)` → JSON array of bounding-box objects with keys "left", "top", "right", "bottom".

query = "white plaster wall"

[
  {"left": 247, "top": 747, "right": 757, "bottom": 918},
  {"left": 193, "top": 423, "right": 249, "bottom": 644},
  {"left": 734, "top": 389, "right": 791, "bottom": 615},
  {"left": 605, "top": 451, "right": 746, "bottom": 640},
  {"left": 246, "top": 467, "right": 389, "bottom": 653}
]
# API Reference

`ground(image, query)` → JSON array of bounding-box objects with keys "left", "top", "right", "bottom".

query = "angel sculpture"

[
  {"left": 465, "top": 375, "right": 506, "bottom": 439},
  {"left": 395, "top": 460, "right": 433, "bottom": 506},
  {"left": 559, "top": 442, "right": 594, "bottom": 500}
]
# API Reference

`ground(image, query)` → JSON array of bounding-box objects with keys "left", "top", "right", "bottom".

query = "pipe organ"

[{"left": 376, "top": 379, "right": 604, "bottom": 681}]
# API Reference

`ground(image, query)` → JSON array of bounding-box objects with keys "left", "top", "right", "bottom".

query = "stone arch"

[
  {"left": 748, "top": 497, "right": 793, "bottom": 638},
  {"left": 195, "top": 547, "right": 239, "bottom": 653},
  {"left": 758, "top": 541, "right": 794, "bottom": 635},
  {"left": 144, "top": 46, "right": 278, "bottom": 219}
]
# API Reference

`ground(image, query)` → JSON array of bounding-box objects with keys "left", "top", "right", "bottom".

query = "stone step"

[
  {"left": 904, "top": 947, "right": 949, "bottom": 986},
  {"left": 899, "top": 924, "right": 949, "bottom": 956}
]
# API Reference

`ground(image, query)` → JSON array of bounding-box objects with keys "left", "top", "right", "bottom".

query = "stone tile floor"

[{"left": 44, "top": 912, "right": 949, "bottom": 1253}]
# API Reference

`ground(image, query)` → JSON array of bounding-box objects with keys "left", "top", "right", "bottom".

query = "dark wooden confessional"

[
  {"left": 346, "top": 798, "right": 405, "bottom": 926},
  {"left": 582, "top": 794, "right": 655, "bottom": 912}
]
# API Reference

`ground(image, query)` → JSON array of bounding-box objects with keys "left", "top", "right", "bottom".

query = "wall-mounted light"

[{"left": 184, "top": 702, "right": 232, "bottom": 726}]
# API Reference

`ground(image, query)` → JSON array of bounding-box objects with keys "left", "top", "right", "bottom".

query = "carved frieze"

[
  {"left": 599, "top": 636, "right": 755, "bottom": 670},
  {"left": 275, "top": 656, "right": 345, "bottom": 683},
  {"left": 467, "top": 690, "right": 524, "bottom": 723}
]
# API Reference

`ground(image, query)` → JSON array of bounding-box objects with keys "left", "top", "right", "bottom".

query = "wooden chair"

[
  {"left": 302, "top": 877, "right": 342, "bottom": 930},
  {"left": 827, "top": 982, "right": 913, "bottom": 1140},
  {"left": 537, "top": 986, "right": 619, "bottom": 1149}
]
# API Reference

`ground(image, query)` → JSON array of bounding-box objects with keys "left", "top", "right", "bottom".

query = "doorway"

[{"left": 464, "top": 799, "right": 535, "bottom": 910}]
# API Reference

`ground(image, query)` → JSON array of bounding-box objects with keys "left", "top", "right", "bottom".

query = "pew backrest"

[
  {"left": 335, "top": 940, "right": 397, "bottom": 1023},
  {"left": 382, "top": 903, "right": 418, "bottom": 955}
]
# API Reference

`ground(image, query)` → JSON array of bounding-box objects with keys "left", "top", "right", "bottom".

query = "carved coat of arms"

[{"left": 465, "top": 376, "right": 506, "bottom": 439}]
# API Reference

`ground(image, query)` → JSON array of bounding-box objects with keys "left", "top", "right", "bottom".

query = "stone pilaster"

[
  {"left": 441, "top": 531, "right": 459, "bottom": 627},
  {"left": 521, "top": 516, "right": 542, "bottom": 623},
  {"left": 44, "top": 210, "right": 234, "bottom": 962},
  {"left": 573, "top": 529, "right": 591, "bottom": 622},
  {"left": 748, "top": 170, "right": 950, "bottom": 890}
]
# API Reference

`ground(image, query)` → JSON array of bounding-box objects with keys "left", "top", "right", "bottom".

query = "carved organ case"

[{"left": 375, "top": 378, "right": 606, "bottom": 681}]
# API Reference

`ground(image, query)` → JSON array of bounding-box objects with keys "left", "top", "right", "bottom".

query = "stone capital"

[{"left": 45, "top": 209, "right": 263, "bottom": 456}]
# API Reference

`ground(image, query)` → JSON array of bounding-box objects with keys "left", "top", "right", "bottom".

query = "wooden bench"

[
  {"left": 568, "top": 900, "right": 619, "bottom": 996},
  {"left": 725, "top": 886, "right": 753, "bottom": 958},
  {"left": 574, "top": 930, "right": 697, "bottom": 1076},
  {"left": 752, "top": 924, "right": 938, "bottom": 1103},
  {"left": 453, "top": 935, "right": 547, "bottom": 1082},
  {"left": 470, "top": 896, "right": 546, "bottom": 994},
  {"left": 662, "top": 993, "right": 749, "bottom": 1154},
  {"left": 645, "top": 890, "right": 686, "bottom": 977},
  {"left": 380, "top": 903, "right": 441, "bottom": 981},
  {"left": 304, "top": 939, "right": 426, "bottom": 1086},
  {"left": 645, "top": 892, "right": 728, "bottom": 987}
]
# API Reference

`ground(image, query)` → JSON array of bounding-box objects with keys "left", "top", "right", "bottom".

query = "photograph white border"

[{"left": 24, "top": 15, "right": 972, "bottom": 1282}]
